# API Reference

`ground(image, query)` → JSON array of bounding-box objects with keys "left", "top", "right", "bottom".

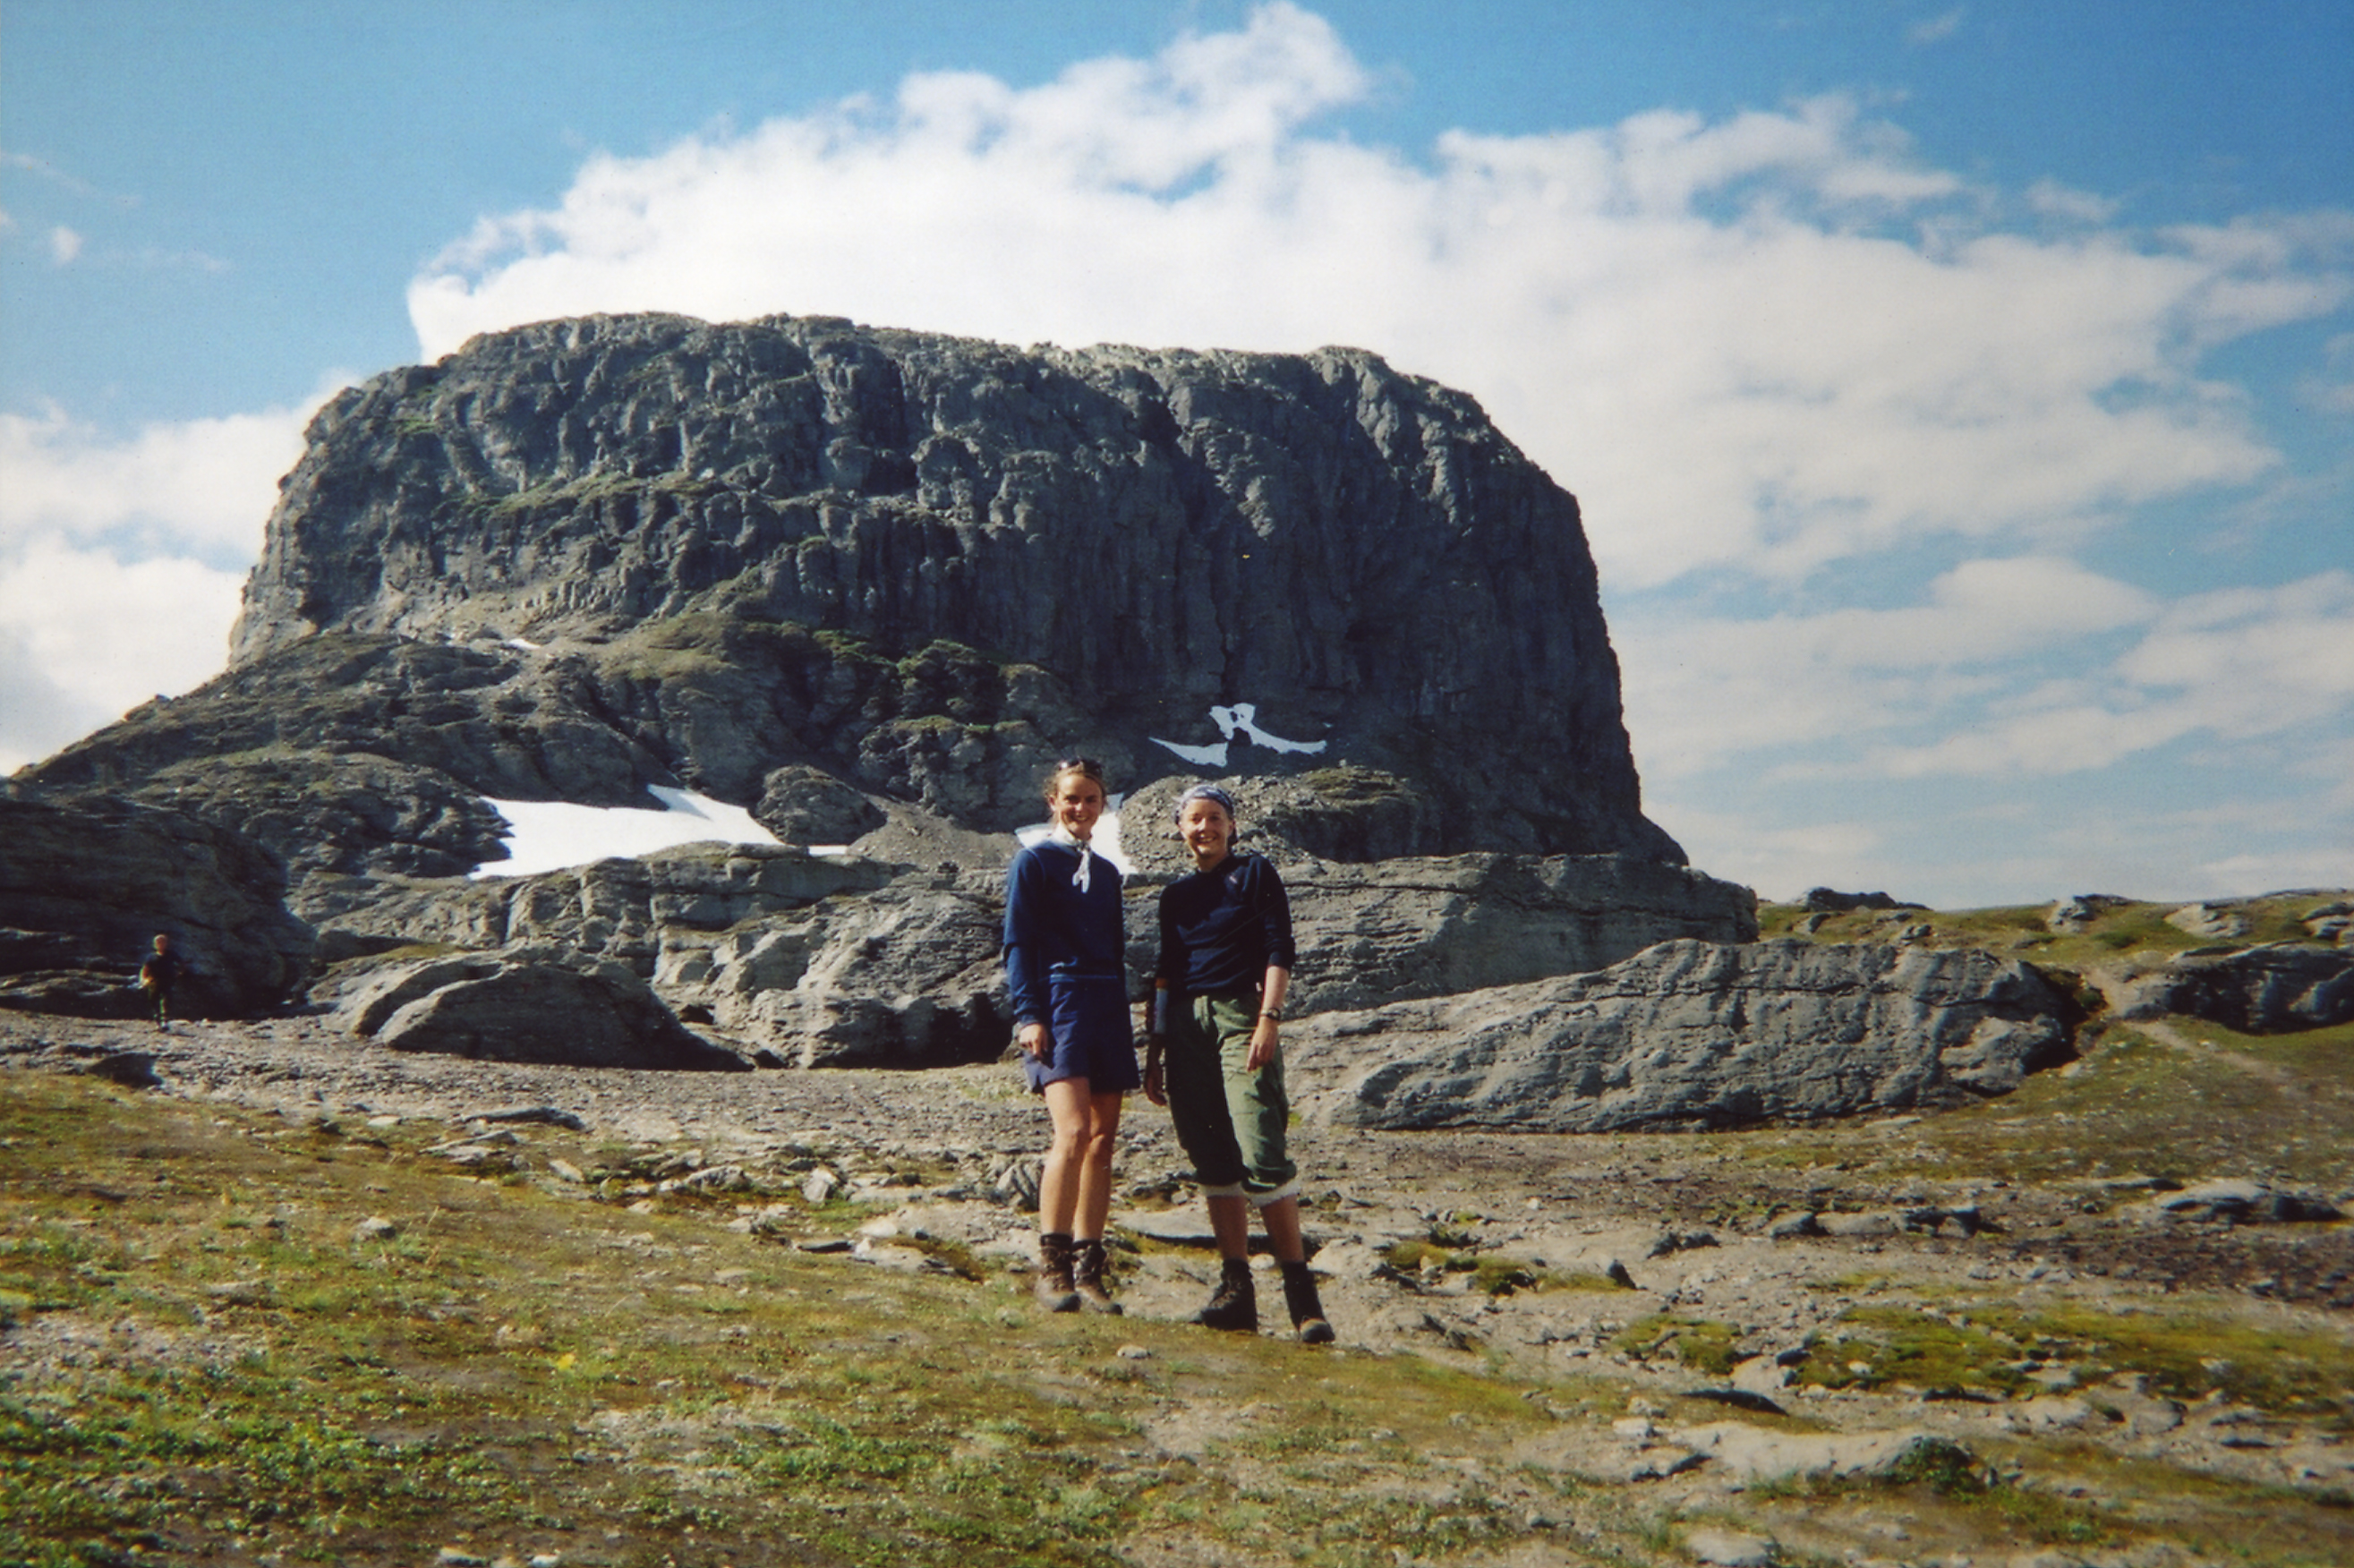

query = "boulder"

[
  {"left": 2302, "top": 899, "right": 2353, "bottom": 945},
  {"left": 354, "top": 959, "right": 745, "bottom": 1069},
  {"left": 2147, "top": 1180, "right": 2343, "bottom": 1224},
  {"left": 1802, "top": 888, "right": 1923, "bottom": 914},
  {"left": 2047, "top": 892, "right": 2134, "bottom": 932},
  {"left": 305, "top": 841, "right": 900, "bottom": 980},
  {"left": 755, "top": 764, "right": 888, "bottom": 845},
  {"left": 2167, "top": 901, "right": 2252, "bottom": 941},
  {"left": 2104, "top": 942, "right": 2354, "bottom": 1033},
  {"left": 690, "top": 874, "right": 1012, "bottom": 1068},
  {"left": 1291, "top": 939, "right": 2078, "bottom": 1132},
  {"left": 0, "top": 794, "right": 312, "bottom": 1018},
  {"left": 1117, "top": 847, "right": 1757, "bottom": 1014}
]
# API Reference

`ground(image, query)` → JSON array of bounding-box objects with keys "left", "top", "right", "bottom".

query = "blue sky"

[{"left": 4, "top": 0, "right": 2350, "bottom": 906}]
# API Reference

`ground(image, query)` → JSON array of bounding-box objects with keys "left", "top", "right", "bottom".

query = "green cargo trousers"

[{"left": 1164, "top": 991, "right": 1299, "bottom": 1204}]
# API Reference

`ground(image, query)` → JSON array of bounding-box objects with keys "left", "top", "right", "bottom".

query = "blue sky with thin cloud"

[{"left": 4, "top": 1, "right": 2349, "bottom": 906}]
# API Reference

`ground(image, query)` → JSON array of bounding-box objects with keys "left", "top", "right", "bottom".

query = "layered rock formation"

[
  {"left": 26, "top": 311, "right": 2039, "bottom": 1097},
  {"left": 1290, "top": 940, "right": 2080, "bottom": 1132},
  {"left": 2101, "top": 943, "right": 2354, "bottom": 1034},
  {"left": 31, "top": 311, "right": 1676, "bottom": 877},
  {"left": 0, "top": 796, "right": 312, "bottom": 1018}
]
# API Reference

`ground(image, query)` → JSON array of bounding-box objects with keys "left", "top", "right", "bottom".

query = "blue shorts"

[{"left": 1023, "top": 968, "right": 1141, "bottom": 1095}]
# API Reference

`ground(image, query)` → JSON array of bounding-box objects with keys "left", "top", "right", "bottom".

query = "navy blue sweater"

[
  {"left": 1156, "top": 851, "right": 1297, "bottom": 997},
  {"left": 1002, "top": 839, "right": 1126, "bottom": 1027}
]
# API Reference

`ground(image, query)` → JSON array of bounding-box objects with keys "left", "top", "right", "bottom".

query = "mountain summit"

[{"left": 32, "top": 312, "right": 1680, "bottom": 886}]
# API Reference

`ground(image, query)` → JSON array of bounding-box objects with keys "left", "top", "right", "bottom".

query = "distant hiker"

[
  {"left": 1003, "top": 757, "right": 1140, "bottom": 1315},
  {"left": 1146, "top": 784, "right": 1332, "bottom": 1343},
  {"left": 138, "top": 933, "right": 188, "bottom": 1028}
]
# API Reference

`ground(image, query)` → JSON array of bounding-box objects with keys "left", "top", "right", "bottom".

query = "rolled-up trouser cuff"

[
  {"left": 1197, "top": 1180, "right": 1247, "bottom": 1198},
  {"left": 1246, "top": 1179, "right": 1300, "bottom": 1208}
]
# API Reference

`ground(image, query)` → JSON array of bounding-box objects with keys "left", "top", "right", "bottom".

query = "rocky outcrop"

[
  {"left": 0, "top": 795, "right": 312, "bottom": 1018},
  {"left": 28, "top": 311, "right": 1680, "bottom": 875},
  {"left": 1290, "top": 940, "right": 2079, "bottom": 1132},
  {"left": 296, "top": 837, "right": 1755, "bottom": 1069},
  {"left": 2145, "top": 1180, "right": 2343, "bottom": 1225},
  {"left": 666, "top": 873, "right": 1011, "bottom": 1069},
  {"left": 1130, "top": 850, "right": 1760, "bottom": 1016},
  {"left": 341, "top": 956, "right": 743, "bottom": 1069},
  {"left": 306, "top": 841, "right": 900, "bottom": 970},
  {"left": 2102, "top": 943, "right": 2354, "bottom": 1034}
]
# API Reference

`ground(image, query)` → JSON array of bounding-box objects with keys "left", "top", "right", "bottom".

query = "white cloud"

[
  {"left": 0, "top": 533, "right": 246, "bottom": 772},
  {"left": 47, "top": 225, "right": 81, "bottom": 264},
  {"left": 0, "top": 398, "right": 315, "bottom": 562},
  {"left": 2026, "top": 178, "right": 2119, "bottom": 225},
  {"left": 0, "top": 388, "right": 330, "bottom": 771},
  {"left": 1908, "top": 9, "right": 1967, "bottom": 47},
  {"left": 1849, "top": 570, "right": 2354, "bottom": 779},
  {"left": 1617, "top": 556, "right": 2160, "bottom": 780},
  {"left": 1618, "top": 559, "right": 2354, "bottom": 809},
  {"left": 408, "top": 3, "right": 2344, "bottom": 595}
]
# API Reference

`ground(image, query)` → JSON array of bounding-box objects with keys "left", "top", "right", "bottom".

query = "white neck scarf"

[{"left": 1048, "top": 825, "right": 1095, "bottom": 892}]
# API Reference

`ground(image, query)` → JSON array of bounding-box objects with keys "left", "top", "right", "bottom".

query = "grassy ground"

[
  {"left": 0, "top": 1073, "right": 1619, "bottom": 1568},
  {"left": 8, "top": 882, "right": 2354, "bottom": 1568}
]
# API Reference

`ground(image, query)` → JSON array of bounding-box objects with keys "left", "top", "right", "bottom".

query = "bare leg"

[
  {"left": 1072, "top": 1088, "right": 1124, "bottom": 1240},
  {"left": 1260, "top": 1194, "right": 1308, "bottom": 1264},
  {"left": 1037, "top": 1078, "right": 1095, "bottom": 1239},
  {"left": 1207, "top": 1193, "right": 1250, "bottom": 1260}
]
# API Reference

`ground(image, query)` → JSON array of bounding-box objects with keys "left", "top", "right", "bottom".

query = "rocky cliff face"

[
  {"left": 194, "top": 311, "right": 1673, "bottom": 860},
  {"left": 10, "top": 312, "right": 1793, "bottom": 1079}
]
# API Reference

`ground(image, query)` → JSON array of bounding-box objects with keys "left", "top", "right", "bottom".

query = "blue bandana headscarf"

[{"left": 1171, "top": 783, "right": 1241, "bottom": 826}]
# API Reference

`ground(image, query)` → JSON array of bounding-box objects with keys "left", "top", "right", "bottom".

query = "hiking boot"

[
  {"left": 1192, "top": 1257, "right": 1258, "bottom": 1332},
  {"left": 1034, "top": 1231, "right": 1080, "bottom": 1313},
  {"left": 1281, "top": 1260, "right": 1335, "bottom": 1344},
  {"left": 1071, "top": 1238, "right": 1122, "bottom": 1315}
]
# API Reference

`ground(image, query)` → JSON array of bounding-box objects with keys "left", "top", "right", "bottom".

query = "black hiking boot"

[
  {"left": 1192, "top": 1257, "right": 1258, "bottom": 1332},
  {"left": 1281, "top": 1260, "right": 1335, "bottom": 1344}
]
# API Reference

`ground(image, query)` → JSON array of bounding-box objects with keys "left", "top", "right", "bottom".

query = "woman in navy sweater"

[
  {"left": 1002, "top": 757, "right": 1140, "bottom": 1313},
  {"left": 1146, "top": 784, "right": 1332, "bottom": 1342}
]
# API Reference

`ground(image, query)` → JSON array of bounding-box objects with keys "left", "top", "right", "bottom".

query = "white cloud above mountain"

[
  {"left": 408, "top": 4, "right": 2342, "bottom": 597},
  {"left": 0, "top": 396, "right": 317, "bottom": 769},
  {"left": 6, "top": 3, "right": 2347, "bottom": 902}
]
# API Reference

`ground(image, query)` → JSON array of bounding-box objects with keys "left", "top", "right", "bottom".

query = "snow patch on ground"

[{"left": 473, "top": 786, "right": 782, "bottom": 878}]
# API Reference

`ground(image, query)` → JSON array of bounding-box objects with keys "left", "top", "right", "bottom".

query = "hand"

[
  {"left": 1018, "top": 1022, "right": 1048, "bottom": 1061},
  {"left": 1247, "top": 1017, "right": 1279, "bottom": 1071},
  {"left": 1143, "top": 1055, "right": 1166, "bottom": 1107}
]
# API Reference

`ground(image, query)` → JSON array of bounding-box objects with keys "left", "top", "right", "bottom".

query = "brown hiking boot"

[
  {"left": 1072, "top": 1238, "right": 1122, "bottom": 1315},
  {"left": 1192, "top": 1257, "right": 1258, "bottom": 1332},
  {"left": 1281, "top": 1260, "right": 1335, "bottom": 1344},
  {"left": 1035, "top": 1231, "right": 1080, "bottom": 1313}
]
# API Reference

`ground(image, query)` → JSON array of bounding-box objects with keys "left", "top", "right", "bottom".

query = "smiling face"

[
  {"left": 1177, "top": 795, "right": 1237, "bottom": 870},
  {"left": 1046, "top": 769, "right": 1107, "bottom": 841}
]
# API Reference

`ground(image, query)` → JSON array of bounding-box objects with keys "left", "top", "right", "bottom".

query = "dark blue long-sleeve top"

[
  {"left": 1156, "top": 851, "right": 1297, "bottom": 997},
  {"left": 1002, "top": 839, "right": 1127, "bottom": 1027}
]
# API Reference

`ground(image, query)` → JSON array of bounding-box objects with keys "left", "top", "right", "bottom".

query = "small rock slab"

[
  {"left": 1113, "top": 1206, "right": 1219, "bottom": 1245},
  {"left": 1669, "top": 1423, "right": 1973, "bottom": 1484},
  {"left": 2150, "top": 1180, "right": 2342, "bottom": 1224},
  {"left": 1685, "top": 1527, "right": 1778, "bottom": 1566}
]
